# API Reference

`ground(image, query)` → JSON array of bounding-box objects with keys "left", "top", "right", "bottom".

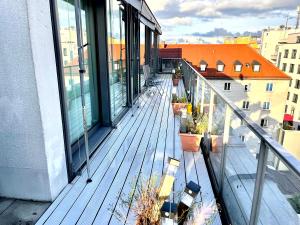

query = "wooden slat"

[
  {"left": 73, "top": 88, "right": 158, "bottom": 225},
  {"left": 125, "top": 76, "right": 171, "bottom": 225},
  {"left": 38, "top": 86, "right": 152, "bottom": 225}
]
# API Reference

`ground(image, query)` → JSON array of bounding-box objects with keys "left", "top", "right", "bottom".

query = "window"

[
  {"left": 224, "top": 82, "right": 231, "bottom": 91},
  {"left": 242, "top": 101, "right": 250, "bottom": 110},
  {"left": 235, "top": 65, "right": 242, "bottom": 72},
  {"left": 277, "top": 52, "right": 282, "bottom": 68},
  {"left": 289, "top": 80, "right": 292, "bottom": 87},
  {"left": 297, "top": 36, "right": 300, "bottom": 43},
  {"left": 284, "top": 49, "right": 289, "bottom": 58},
  {"left": 289, "top": 64, "right": 295, "bottom": 73},
  {"left": 262, "top": 102, "right": 271, "bottom": 110},
  {"left": 297, "top": 65, "right": 300, "bottom": 74},
  {"left": 291, "top": 107, "right": 295, "bottom": 115},
  {"left": 260, "top": 118, "right": 268, "bottom": 127},
  {"left": 295, "top": 80, "right": 300, "bottom": 89},
  {"left": 107, "top": 0, "right": 128, "bottom": 120},
  {"left": 239, "top": 135, "right": 245, "bottom": 142},
  {"left": 217, "top": 60, "right": 225, "bottom": 72},
  {"left": 292, "top": 94, "right": 298, "bottom": 103},
  {"left": 282, "top": 63, "right": 287, "bottom": 72},
  {"left": 253, "top": 64, "right": 260, "bottom": 72},
  {"left": 292, "top": 49, "right": 297, "bottom": 59},
  {"left": 266, "top": 83, "right": 273, "bottom": 92},
  {"left": 285, "top": 105, "right": 288, "bottom": 113},
  {"left": 287, "top": 92, "right": 290, "bottom": 100},
  {"left": 63, "top": 48, "right": 67, "bottom": 56},
  {"left": 244, "top": 84, "right": 250, "bottom": 92}
]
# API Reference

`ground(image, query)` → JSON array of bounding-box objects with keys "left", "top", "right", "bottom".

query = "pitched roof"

[{"left": 163, "top": 44, "right": 290, "bottom": 80}]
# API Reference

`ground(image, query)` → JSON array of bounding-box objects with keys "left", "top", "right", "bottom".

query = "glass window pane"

[
  {"left": 57, "top": 0, "right": 99, "bottom": 144},
  {"left": 258, "top": 148, "right": 300, "bottom": 225},
  {"left": 140, "top": 23, "right": 146, "bottom": 90},
  {"left": 106, "top": 0, "right": 127, "bottom": 120}
]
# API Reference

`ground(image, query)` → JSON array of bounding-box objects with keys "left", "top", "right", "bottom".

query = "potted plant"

[
  {"left": 172, "top": 68, "right": 182, "bottom": 86},
  {"left": 179, "top": 112, "right": 208, "bottom": 152},
  {"left": 172, "top": 94, "right": 188, "bottom": 115}
]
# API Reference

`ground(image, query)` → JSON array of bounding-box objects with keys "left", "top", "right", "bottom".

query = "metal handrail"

[{"left": 163, "top": 57, "right": 300, "bottom": 177}]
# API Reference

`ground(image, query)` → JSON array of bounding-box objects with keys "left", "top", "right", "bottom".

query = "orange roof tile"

[{"left": 164, "top": 44, "right": 290, "bottom": 80}]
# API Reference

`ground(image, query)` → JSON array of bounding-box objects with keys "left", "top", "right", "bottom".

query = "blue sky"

[{"left": 146, "top": 0, "right": 300, "bottom": 43}]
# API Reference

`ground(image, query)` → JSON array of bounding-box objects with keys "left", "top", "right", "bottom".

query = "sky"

[{"left": 146, "top": 0, "right": 300, "bottom": 43}]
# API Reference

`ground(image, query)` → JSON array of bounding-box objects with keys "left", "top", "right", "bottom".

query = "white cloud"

[{"left": 159, "top": 17, "right": 193, "bottom": 27}]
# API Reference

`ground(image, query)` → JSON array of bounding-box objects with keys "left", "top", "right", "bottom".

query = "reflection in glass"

[
  {"left": 57, "top": 0, "right": 99, "bottom": 144},
  {"left": 140, "top": 23, "right": 146, "bottom": 90},
  {"left": 106, "top": 0, "right": 127, "bottom": 120}
]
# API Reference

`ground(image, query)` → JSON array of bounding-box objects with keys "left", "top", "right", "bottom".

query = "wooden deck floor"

[{"left": 36, "top": 74, "right": 221, "bottom": 225}]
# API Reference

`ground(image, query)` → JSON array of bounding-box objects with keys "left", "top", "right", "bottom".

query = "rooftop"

[{"left": 163, "top": 44, "right": 290, "bottom": 80}]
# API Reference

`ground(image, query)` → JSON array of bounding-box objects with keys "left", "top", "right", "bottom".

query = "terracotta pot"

[
  {"left": 172, "top": 78, "right": 179, "bottom": 86},
  {"left": 172, "top": 103, "right": 187, "bottom": 115},
  {"left": 211, "top": 135, "right": 223, "bottom": 153},
  {"left": 179, "top": 133, "right": 203, "bottom": 152}
]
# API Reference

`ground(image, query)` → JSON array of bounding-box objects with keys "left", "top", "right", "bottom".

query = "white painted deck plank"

[
  {"left": 74, "top": 91, "right": 156, "bottom": 225},
  {"left": 39, "top": 86, "right": 151, "bottom": 225},
  {"left": 37, "top": 75, "right": 221, "bottom": 225},
  {"left": 125, "top": 76, "right": 171, "bottom": 224},
  {"left": 92, "top": 82, "right": 165, "bottom": 225}
]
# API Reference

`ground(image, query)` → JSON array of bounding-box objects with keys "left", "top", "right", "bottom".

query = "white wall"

[
  {"left": 209, "top": 79, "right": 289, "bottom": 138},
  {"left": 0, "top": 0, "right": 68, "bottom": 201}
]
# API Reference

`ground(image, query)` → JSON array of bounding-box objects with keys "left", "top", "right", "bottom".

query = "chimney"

[{"left": 296, "top": 5, "right": 300, "bottom": 29}]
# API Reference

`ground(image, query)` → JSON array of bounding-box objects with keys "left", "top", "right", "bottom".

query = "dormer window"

[
  {"left": 252, "top": 60, "right": 261, "bottom": 72},
  {"left": 234, "top": 60, "right": 242, "bottom": 72},
  {"left": 216, "top": 60, "right": 225, "bottom": 72},
  {"left": 199, "top": 60, "right": 208, "bottom": 72}
]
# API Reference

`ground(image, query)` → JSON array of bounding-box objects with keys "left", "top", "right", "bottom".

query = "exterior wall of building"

[
  {"left": 277, "top": 42, "right": 300, "bottom": 127},
  {"left": 261, "top": 28, "right": 300, "bottom": 64},
  {"left": 209, "top": 79, "right": 289, "bottom": 138},
  {"left": 278, "top": 128, "right": 300, "bottom": 160},
  {"left": 0, "top": 0, "right": 68, "bottom": 201}
]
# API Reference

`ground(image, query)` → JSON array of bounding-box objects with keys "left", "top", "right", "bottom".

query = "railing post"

[
  {"left": 200, "top": 81, "right": 205, "bottom": 114},
  {"left": 208, "top": 89, "right": 214, "bottom": 133},
  {"left": 249, "top": 141, "right": 269, "bottom": 225},
  {"left": 219, "top": 104, "right": 231, "bottom": 193},
  {"left": 195, "top": 76, "right": 199, "bottom": 109}
]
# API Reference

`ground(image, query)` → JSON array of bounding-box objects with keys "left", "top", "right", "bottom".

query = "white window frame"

[
  {"left": 217, "top": 64, "right": 225, "bottom": 72},
  {"left": 235, "top": 65, "right": 242, "bottom": 72},
  {"left": 253, "top": 64, "right": 260, "bottom": 72}
]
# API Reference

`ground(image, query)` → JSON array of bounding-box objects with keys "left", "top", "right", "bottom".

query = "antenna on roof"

[{"left": 296, "top": 5, "right": 300, "bottom": 29}]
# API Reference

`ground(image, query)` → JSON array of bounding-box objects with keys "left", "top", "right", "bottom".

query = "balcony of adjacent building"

[{"left": 32, "top": 58, "right": 300, "bottom": 225}]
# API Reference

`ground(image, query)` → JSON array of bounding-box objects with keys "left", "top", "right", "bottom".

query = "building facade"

[
  {"left": 164, "top": 44, "right": 290, "bottom": 141},
  {"left": 261, "top": 27, "right": 300, "bottom": 64},
  {"left": 0, "top": 0, "right": 160, "bottom": 201},
  {"left": 276, "top": 32, "right": 300, "bottom": 128}
]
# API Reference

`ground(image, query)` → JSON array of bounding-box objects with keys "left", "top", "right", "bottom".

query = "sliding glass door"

[
  {"left": 106, "top": 0, "right": 128, "bottom": 121},
  {"left": 140, "top": 23, "right": 146, "bottom": 91},
  {"left": 57, "top": 0, "right": 99, "bottom": 144}
]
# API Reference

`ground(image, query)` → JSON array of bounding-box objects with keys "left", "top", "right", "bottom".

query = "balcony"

[
  {"left": 36, "top": 73, "right": 222, "bottom": 225},
  {"left": 36, "top": 58, "right": 300, "bottom": 225}
]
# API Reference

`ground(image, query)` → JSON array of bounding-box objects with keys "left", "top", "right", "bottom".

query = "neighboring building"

[
  {"left": 278, "top": 127, "right": 300, "bottom": 161},
  {"left": 261, "top": 6, "right": 300, "bottom": 64},
  {"left": 224, "top": 36, "right": 261, "bottom": 51},
  {"left": 164, "top": 44, "right": 290, "bottom": 140},
  {"left": 0, "top": 0, "right": 161, "bottom": 202},
  {"left": 260, "top": 27, "right": 300, "bottom": 64},
  {"left": 276, "top": 32, "right": 300, "bottom": 129}
]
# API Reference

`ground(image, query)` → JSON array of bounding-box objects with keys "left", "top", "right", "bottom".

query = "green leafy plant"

[
  {"left": 172, "top": 94, "right": 187, "bottom": 103},
  {"left": 173, "top": 68, "right": 183, "bottom": 79},
  {"left": 180, "top": 112, "right": 208, "bottom": 135}
]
